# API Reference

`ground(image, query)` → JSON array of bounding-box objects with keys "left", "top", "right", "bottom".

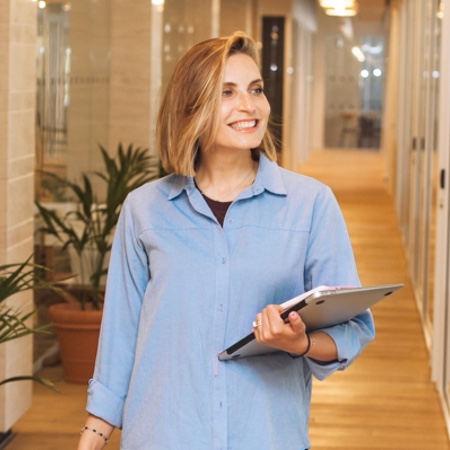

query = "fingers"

[
  {"left": 252, "top": 305, "right": 309, "bottom": 354},
  {"left": 252, "top": 313, "right": 262, "bottom": 329},
  {"left": 286, "top": 311, "right": 305, "bottom": 333},
  {"left": 260, "top": 305, "right": 285, "bottom": 334},
  {"left": 253, "top": 305, "right": 306, "bottom": 337}
]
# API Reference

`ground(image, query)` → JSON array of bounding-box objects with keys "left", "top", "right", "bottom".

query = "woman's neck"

[{"left": 195, "top": 152, "right": 257, "bottom": 202}]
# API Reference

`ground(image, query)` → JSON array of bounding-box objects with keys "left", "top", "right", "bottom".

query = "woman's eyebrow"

[{"left": 222, "top": 78, "right": 264, "bottom": 87}]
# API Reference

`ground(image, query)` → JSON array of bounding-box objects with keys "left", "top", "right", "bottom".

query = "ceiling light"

[
  {"left": 360, "top": 69, "right": 369, "bottom": 79},
  {"left": 319, "top": 0, "right": 358, "bottom": 17},
  {"left": 325, "top": 6, "right": 358, "bottom": 17},
  {"left": 373, "top": 68, "right": 382, "bottom": 77},
  {"left": 319, "top": 0, "right": 355, "bottom": 7}
]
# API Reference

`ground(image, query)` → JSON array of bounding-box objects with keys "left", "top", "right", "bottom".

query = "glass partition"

[
  {"left": 35, "top": 0, "right": 217, "bottom": 203},
  {"left": 404, "top": 0, "right": 441, "bottom": 341},
  {"left": 424, "top": 0, "right": 442, "bottom": 337},
  {"left": 36, "top": 0, "right": 111, "bottom": 202},
  {"left": 36, "top": 2, "right": 71, "bottom": 201},
  {"left": 323, "top": 27, "right": 385, "bottom": 149}
]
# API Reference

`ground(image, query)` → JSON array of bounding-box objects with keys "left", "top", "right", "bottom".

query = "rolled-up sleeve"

[
  {"left": 86, "top": 197, "right": 149, "bottom": 428},
  {"left": 87, "top": 379, "right": 126, "bottom": 428},
  {"left": 305, "top": 309, "right": 375, "bottom": 380},
  {"left": 302, "top": 184, "right": 376, "bottom": 380}
]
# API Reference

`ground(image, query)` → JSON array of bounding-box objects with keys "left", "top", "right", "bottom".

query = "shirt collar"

[
  {"left": 167, "top": 153, "right": 287, "bottom": 201},
  {"left": 253, "top": 153, "right": 287, "bottom": 196}
]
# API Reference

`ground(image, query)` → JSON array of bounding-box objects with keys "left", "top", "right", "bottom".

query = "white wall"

[{"left": 0, "top": 0, "right": 37, "bottom": 432}]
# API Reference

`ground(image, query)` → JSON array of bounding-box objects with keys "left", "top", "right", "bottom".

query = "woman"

[{"left": 78, "top": 32, "right": 375, "bottom": 450}]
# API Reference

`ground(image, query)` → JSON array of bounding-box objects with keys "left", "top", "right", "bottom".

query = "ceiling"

[
  {"left": 357, "top": 0, "right": 387, "bottom": 23},
  {"left": 318, "top": 0, "right": 389, "bottom": 38},
  {"left": 349, "top": 0, "right": 388, "bottom": 39}
]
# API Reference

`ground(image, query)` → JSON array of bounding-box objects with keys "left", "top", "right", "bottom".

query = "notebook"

[{"left": 218, "top": 283, "right": 403, "bottom": 361}]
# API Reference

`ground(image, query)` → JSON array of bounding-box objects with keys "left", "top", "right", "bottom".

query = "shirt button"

[
  {"left": 222, "top": 257, "right": 227, "bottom": 264},
  {"left": 228, "top": 219, "right": 233, "bottom": 225}
]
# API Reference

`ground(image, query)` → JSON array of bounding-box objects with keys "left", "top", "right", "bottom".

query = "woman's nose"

[{"left": 237, "top": 92, "right": 256, "bottom": 112}]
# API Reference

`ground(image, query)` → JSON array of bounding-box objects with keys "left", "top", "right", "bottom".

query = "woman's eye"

[
  {"left": 252, "top": 87, "right": 264, "bottom": 95},
  {"left": 222, "top": 89, "right": 233, "bottom": 97}
]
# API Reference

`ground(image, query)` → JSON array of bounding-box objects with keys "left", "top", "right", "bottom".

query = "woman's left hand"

[{"left": 253, "top": 305, "right": 310, "bottom": 355}]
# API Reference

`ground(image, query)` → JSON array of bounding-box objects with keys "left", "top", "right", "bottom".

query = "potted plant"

[
  {"left": 35, "top": 143, "right": 160, "bottom": 383},
  {"left": 0, "top": 256, "right": 57, "bottom": 392}
]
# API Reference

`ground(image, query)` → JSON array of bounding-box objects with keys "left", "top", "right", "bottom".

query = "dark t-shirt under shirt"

[{"left": 202, "top": 195, "right": 231, "bottom": 227}]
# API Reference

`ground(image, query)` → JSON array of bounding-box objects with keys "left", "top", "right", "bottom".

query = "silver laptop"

[{"left": 218, "top": 283, "right": 403, "bottom": 361}]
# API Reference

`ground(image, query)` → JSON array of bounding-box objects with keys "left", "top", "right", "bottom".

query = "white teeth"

[{"left": 230, "top": 120, "right": 256, "bottom": 131}]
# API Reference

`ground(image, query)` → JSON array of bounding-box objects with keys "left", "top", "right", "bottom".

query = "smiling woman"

[
  {"left": 194, "top": 52, "right": 271, "bottom": 201},
  {"left": 215, "top": 54, "right": 270, "bottom": 147},
  {"left": 157, "top": 33, "right": 278, "bottom": 178},
  {"left": 77, "top": 32, "right": 374, "bottom": 450}
]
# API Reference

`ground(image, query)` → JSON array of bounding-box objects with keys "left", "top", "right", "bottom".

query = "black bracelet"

[
  {"left": 80, "top": 426, "right": 109, "bottom": 445},
  {"left": 288, "top": 333, "right": 311, "bottom": 359}
]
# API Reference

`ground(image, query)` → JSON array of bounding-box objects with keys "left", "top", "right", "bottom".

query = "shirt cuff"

[
  {"left": 86, "top": 379, "right": 126, "bottom": 429},
  {"left": 305, "top": 357, "right": 348, "bottom": 380},
  {"left": 305, "top": 310, "right": 375, "bottom": 380}
]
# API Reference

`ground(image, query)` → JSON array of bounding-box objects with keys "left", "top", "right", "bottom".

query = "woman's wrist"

[
  {"left": 78, "top": 432, "right": 108, "bottom": 450},
  {"left": 78, "top": 415, "right": 114, "bottom": 450},
  {"left": 299, "top": 332, "right": 338, "bottom": 362},
  {"left": 80, "top": 426, "right": 109, "bottom": 445},
  {"left": 288, "top": 333, "right": 314, "bottom": 358}
]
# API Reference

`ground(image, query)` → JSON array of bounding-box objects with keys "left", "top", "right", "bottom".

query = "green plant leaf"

[
  {"left": 0, "top": 375, "right": 59, "bottom": 393},
  {"left": 0, "top": 257, "right": 60, "bottom": 391},
  {"left": 0, "top": 308, "right": 51, "bottom": 344}
]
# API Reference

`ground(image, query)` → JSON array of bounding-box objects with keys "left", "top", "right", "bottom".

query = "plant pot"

[{"left": 49, "top": 303, "right": 103, "bottom": 384}]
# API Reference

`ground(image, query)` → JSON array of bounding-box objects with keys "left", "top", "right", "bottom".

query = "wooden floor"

[{"left": 6, "top": 149, "right": 450, "bottom": 449}]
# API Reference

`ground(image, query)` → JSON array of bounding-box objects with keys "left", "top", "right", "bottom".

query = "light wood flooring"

[{"left": 6, "top": 148, "right": 450, "bottom": 449}]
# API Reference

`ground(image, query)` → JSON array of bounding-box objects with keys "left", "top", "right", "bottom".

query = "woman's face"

[{"left": 211, "top": 53, "right": 270, "bottom": 154}]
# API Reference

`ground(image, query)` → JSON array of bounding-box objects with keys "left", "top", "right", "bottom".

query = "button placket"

[{"left": 212, "top": 227, "right": 230, "bottom": 450}]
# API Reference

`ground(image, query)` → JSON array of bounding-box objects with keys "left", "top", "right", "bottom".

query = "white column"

[{"left": 0, "top": 0, "right": 37, "bottom": 432}]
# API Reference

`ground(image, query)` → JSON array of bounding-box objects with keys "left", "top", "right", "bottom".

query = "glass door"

[
  {"left": 405, "top": 0, "right": 425, "bottom": 303},
  {"left": 415, "top": 0, "right": 442, "bottom": 340},
  {"left": 404, "top": 0, "right": 441, "bottom": 343},
  {"left": 395, "top": 1, "right": 412, "bottom": 240},
  {"left": 422, "top": 0, "right": 442, "bottom": 338}
]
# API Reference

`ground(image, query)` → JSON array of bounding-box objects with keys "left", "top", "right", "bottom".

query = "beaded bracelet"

[
  {"left": 288, "top": 333, "right": 312, "bottom": 359},
  {"left": 80, "top": 426, "right": 109, "bottom": 445}
]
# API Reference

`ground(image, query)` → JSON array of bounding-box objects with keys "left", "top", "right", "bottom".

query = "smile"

[{"left": 229, "top": 120, "right": 258, "bottom": 131}]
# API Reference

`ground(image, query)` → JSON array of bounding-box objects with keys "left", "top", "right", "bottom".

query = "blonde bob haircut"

[{"left": 157, "top": 31, "right": 278, "bottom": 176}]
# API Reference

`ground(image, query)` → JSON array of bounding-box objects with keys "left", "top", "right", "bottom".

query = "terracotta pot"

[{"left": 49, "top": 303, "right": 103, "bottom": 384}]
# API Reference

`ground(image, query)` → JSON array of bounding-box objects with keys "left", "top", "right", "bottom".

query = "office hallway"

[
  {"left": 5, "top": 149, "right": 450, "bottom": 449},
  {"left": 302, "top": 149, "right": 449, "bottom": 449}
]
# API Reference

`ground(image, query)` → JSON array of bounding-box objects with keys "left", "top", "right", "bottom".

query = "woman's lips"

[{"left": 229, "top": 120, "right": 258, "bottom": 131}]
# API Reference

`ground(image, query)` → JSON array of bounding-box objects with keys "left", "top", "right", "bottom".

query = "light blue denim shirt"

[{"left": 87, "top": 154, "right": 375, "bottom": 450}]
